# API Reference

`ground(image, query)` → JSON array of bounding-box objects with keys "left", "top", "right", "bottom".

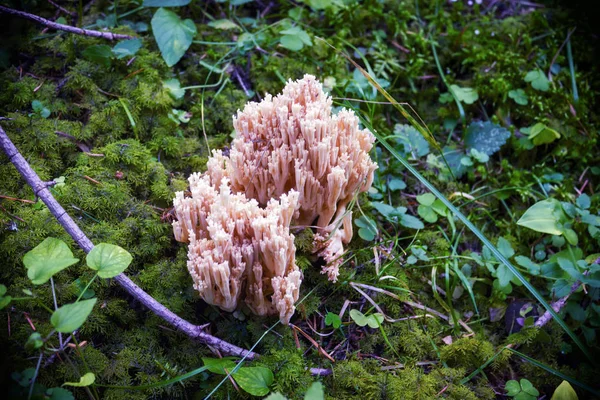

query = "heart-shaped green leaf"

[
  {"left": 51, "top": 298, "right": 97, "bottom": 333},
  {"left": 151, "top": 8, "right": 197, "bottom": 67},
  {"left": 86, "top": 243, "right": 132, "bottom": 278},
  {"left": 233, "top": 367, "right": 274, "bottom": 396},
  {"left": 517, "top": 199, "right": 565, "bottom": 235},
  {"left": 23, "top": 238, "right": 79, "bottom": 285}
]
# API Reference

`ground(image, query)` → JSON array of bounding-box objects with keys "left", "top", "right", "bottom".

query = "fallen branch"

[
  {"left": 0, "top": 125, "right": 256, "bottom": 360},
  {"left": 535, "top": 271, "right": 589, "bottom": 328},
  {"left": 0, "top": 5, "right": 134, "bottom": 40}
]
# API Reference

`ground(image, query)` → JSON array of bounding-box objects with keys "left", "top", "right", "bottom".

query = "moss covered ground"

[{"left": 0, "top": 1, "right": 599, "bottom": 399}]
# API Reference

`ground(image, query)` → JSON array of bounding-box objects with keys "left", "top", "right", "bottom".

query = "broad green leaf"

[
  {"left": 417, "top": 193, "right": 435, "bottom": 206},
  {"left": 325, "top": 312, "right": 341, "bottom": 329},
  {"left": 280, "top": 35, "right": 303, "bottom": 51},
  {"left": 464, "top": 121, "right": 511, "bottom": 156},
  {"left": 528, "top": 122, "right": 560, "bottom": 145},
  {"left": 355, "top": 216, "right": 377, "bottom": 241},
  {"left": 508, "top": 89, "right": 528, "bottom": 105},
  {"left": 497, "top": 237, "right": 515, "bottom": 259},
  {"left": 82, "top": 45, "right": 112, "bottom": 68},
  {"left": 520, "top": 379, "right": 539, "bottom": 396},
  {"left": 551, "top": 381, "right": 579, "bottom": 400},
  {"left": 23, "top": 238, "right": 79, "bottom": 285},
  {"left": 62, "top": 372, "right": 95, "bottom": 387},
  {"left": 86, "top": 243, "right": 132, "bottom": 278},
  {"left": 496, "top": 264, "right": 514, "bottom": 288},
  {"left": 400, "top": 214, "right": 424, "bottom": 230},
  {"left": 280, "top": 26, "right": 312, "bottom": 46},
  {"left": 576, "top": 194, "right": 590, "bottom": 210},
  {"left": 387, "top": 177, "right": 406, "bottom": 191},
  {"left": 51, "top": 298, "right": 97, "bottom": 333},
  {"left": 151, "top": 8, "right": 197, "bottom": 67},
  {"left": 202, "top": 357, "right": 237, "bottom": 374},
  {"left": 371, "top": 202, "right": 398, "bottom": 219},
  {"left": 556, "top": 257, "right": 583, "bottom": 280},
  {"left": 305, "top": 381, "right": 324, "bottom": 400},
  {"left": 163, "top": 78, "right": 185, "bottom": 100},
  {"left": 449, "top": 84, "right": 478, "bottom": 104},
  {"left": 517, "top": 199, "right": 565, "bottom": 235},
  {"left": 0, "top": 284, "right": 5, "bottom": 297},
  {"left": 394, "top": 124, "right": 430, "bottom": 158},
  {"left": 208, "top": 19, "right": 240, "bottom": 31},
  {"left": 112, "top": 39, "right": 142, "bottom": 59},
  {"left": 418, "top": 204, "right": 438, "bottom": 223},
  {"left": 143, "top": 0, "right": 190, "bottom": 6},
  {"left": 505, "top": 380, "right": 521, "bottom": 396},
  {"left": 233, "top": 367, "right": 274, "bottom": 396},
  {"left": 0, "top": 295, "right": 11, "bottom": 310},
  {"left": 525, "top": 69, "right": 550, "bottom": 91}
]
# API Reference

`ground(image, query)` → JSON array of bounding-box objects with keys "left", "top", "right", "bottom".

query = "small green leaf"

[
  {"left": 355, "top": 216, "right": 377, "bottom": 241},
  {"left": 505, "top": 380, "right": 521, "bottom": 396},
  {"left": 418, "top": 205, "right": 438, "bottom": 223},
  {"left": 233, "top": 367, "right": 274, "bottom": 396},
  {"left": 25, "top": 332, "right": 44, "bottom": 351},
  {"left": 51, "top": 298, "right": 97, "bottom": 333},
  {"left": 280, "top": 35, "right": 303, "bottom": 51},
  {"left": 62, "top": 372, "right": 95, "bottom": 387},
  {"left": 551, "top": 380, "right": 579, "bottom": 400},
  {"left": 325, "top": 312, "right": 341, "bottom": 329},
  {"left": 208, "top": 19, "right": 240, "bottom": 30},
  {"left": 0, "top": 295, "right": 11, "bottom": 310},
  {"left": 496, "top": 264, "right": 515, "bottom": 288},
  {"left": 520, "top": 379, "right": 539, "bottom": 396},
  {"left": 525, "top": 69, "right": 550, "bottom": 91},
  {"left": 449, "top": 84, "right": 479, "bottom": 104},
  {"left": 576, "top": 194, "right": 590, "bottom": 210},
  {"left": 202, "top": 357, "right": 237, "bottom": 375},
  {"left": 366, "top": 313, "right": 384, "bottom": 328},
  {"left": 517, "top": 199, "right": 565, "bottom": 235},
  {"left": 417, "top": 193, "right": 435, "bottom": 206},
  {"left": 82, "top": 45, "right": 112, "bottom": 68},
  {"left": 304, "top": 381, "right": 324, "bottom": 400},
  {"left": 508, "top": 89, "right": 528, "bottom": 105},
  {"left": 0, "top": 284, "right": 6, "bottom": 297},
  {"left": 349, "top": 309, "right": 368, "bottom": 326},
  {"left": 528, "top": 122, "right": 560, "bottom": 145},
  {"left": 151, "top": 8, "right": 197, "bottom": 67},
  {"left": 112, "top": 39, "right": 142, "bottom": 59},
  {"left": 497, "top": 237, "right": 515, "bottom": 259},
  {"left": 23, "top": 238, "right": 79, "bottom": 285},
  {"left": 387, "top": 177, "right": 406, "bottom": 191},
  {"left": 464, "top": 121, "right": 511, "bottom": 156},
  {"left": 163, "top": 78, "right": 185, "bottom": 100},
  {"left": 399, "top": 214, "right": 424, "bottom": 230},
  {"left": 86, "top": 243, "right": 132, "bottom": 278}
]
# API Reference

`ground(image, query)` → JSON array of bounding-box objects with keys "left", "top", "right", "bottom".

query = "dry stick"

[
  {"left": 0, "top": 5, "right": 133, "bottom": 40},
  {"left": 0, "top": 125, "right": 257, "bottom": 360}
]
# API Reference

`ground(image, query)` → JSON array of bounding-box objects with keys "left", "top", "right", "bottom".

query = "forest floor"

[{"left": 0, "top": 1, "right": 599, "bottom": 399}]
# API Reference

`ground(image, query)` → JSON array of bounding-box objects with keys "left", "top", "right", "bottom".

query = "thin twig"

[
  {"left": 0, "top": 125, "right": 256, "bottom": 360},
  {"left": 0, "top": 5, "right": 133, "bottom": 40}
]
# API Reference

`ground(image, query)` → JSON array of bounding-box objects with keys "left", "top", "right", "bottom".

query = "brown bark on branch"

[
  {"left": 0, "top": 125, "right": 257, "bottom": 360},
  {"left": 0, "top": 5, "right": 134, "bottom": 40}
]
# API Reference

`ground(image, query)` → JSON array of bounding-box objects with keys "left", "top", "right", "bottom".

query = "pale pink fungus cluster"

[{"left": 173, "top": 75, "right": 376, "bottom": 324}]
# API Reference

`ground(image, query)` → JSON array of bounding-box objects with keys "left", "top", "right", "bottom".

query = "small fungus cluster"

[{"left": 173, "top": 75, "right": 376, "bottom": 323}]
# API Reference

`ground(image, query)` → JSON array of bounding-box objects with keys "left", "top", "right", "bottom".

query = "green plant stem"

[
  {"left": 430, "top": 40, "right": 466, "bottom": 128},
  {"left": 28, "top": 352, "right": 43, "bottom": 400},
  {"left": 50, "top": 277, "right": 63, "bottom": 348},
  {"left": 566, "top": 35, "right": 578, "bottom": 102},
  {"left": 72, "top": 336, "right": 100, "bottom": 399},
  {"left": 76, "top": 274, "right": 98, "bottom": 303}
]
